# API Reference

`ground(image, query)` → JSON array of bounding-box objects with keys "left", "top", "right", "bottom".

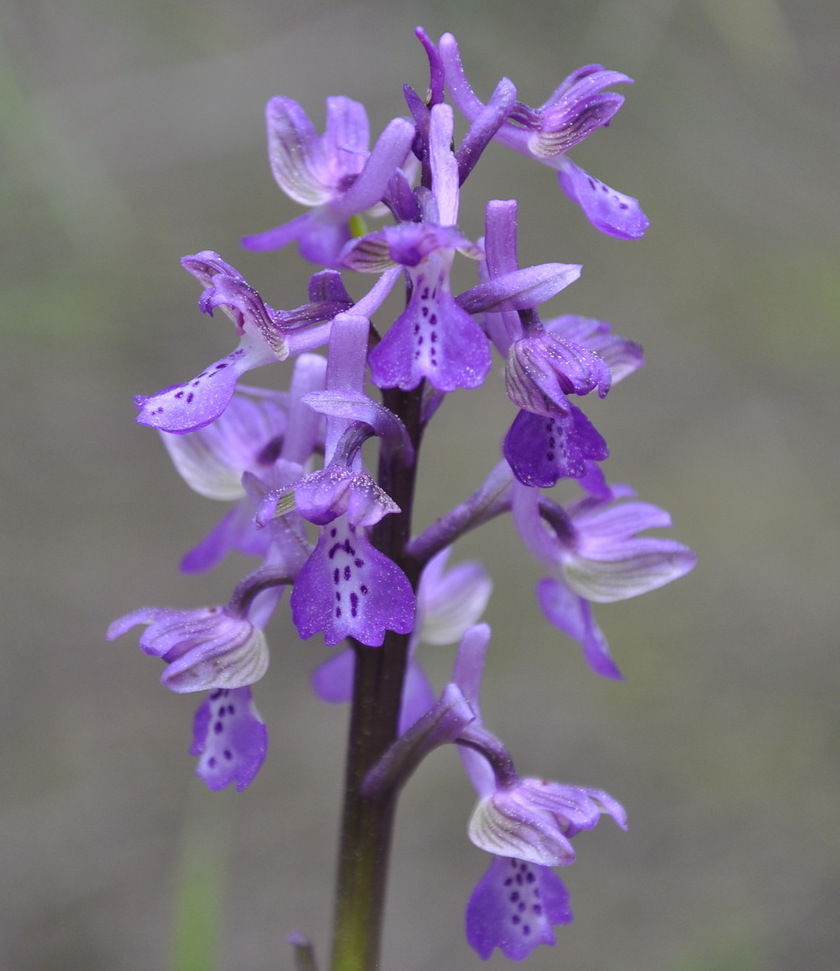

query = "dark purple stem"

[{"left": 329, "top": 384, "right": 426, "bottom": 971}]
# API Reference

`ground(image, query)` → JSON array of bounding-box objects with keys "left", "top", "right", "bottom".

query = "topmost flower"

[
  {"left": 436, "top": 31, "right": 649, "bottom": 240},
  {"left": 241, "top": 97, "right": 414, "bottom": 267}
]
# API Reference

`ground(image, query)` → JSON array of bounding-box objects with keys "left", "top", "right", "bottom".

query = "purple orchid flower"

[
  {"left": 449, "top": 625, "right": 626, "bottom": 961},
  {"left": 108, "top": 560, "right": 293, "bottom": 790},
  {"left": 512, "top": 482, "right": 696, "bottom": 677},
  {"left": 438, "top": 32, "right": 649, "bottom": 239},
  {"left": 241, "top": 97, "right": 414, "bottom": 267},
  {"left": 285, "top": 314, "right": 415, "bottom": 647},
  {"left": 135, "top": 254, "right": 351, "bottom": 434},
  {"left": 477, "top": 199, "right": 619, "bottom": 489},
  {"left": 502, "top": 313, "right": 645, "bottom": 487}
]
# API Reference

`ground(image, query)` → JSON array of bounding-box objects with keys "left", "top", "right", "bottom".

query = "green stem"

[{"left": 328, "top": 386, "right": 426, "bottom": 971}]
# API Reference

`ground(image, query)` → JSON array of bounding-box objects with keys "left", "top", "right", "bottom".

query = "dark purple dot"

[
  {"left": 223, "top": 749, "right": 233, "bottom": 760},
  {"left": 522, "top": 925, "right": 531, "bottom": 936},
  {"left": 511, "top": 915, "right": 521, "bottom": 925},
  {"left": 343, "top": 565, "right": 351, "bottom": 581},
  {"left": 186, "top": 393, "right": 194, "bottom": 404},
  {"left": 175, "top": 391, "right": 184, "bottom": 399},
  {"left": 214, "top": 720, "right": 224, "bottom": 734},
  {"left": 208, "top": 757, "right": 217, "bottom": 768}
]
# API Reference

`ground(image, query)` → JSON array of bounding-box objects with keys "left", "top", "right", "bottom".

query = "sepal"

[
  {"left": 505, "top": 331, "right": 611, "bottom": 416},
  {"left": 468, "top": 779, "right": 626, "bottom": 867},
  {"left": 563, "top": 500, "right": 697, "bottom": 603},
  {"left": 107, "top": 605, "right": 269, "bottom": 693}
]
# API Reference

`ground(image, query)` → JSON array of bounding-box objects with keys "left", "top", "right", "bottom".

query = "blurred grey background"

[{"left": 1, "top": 0, "right": 838, "bottom": 968}]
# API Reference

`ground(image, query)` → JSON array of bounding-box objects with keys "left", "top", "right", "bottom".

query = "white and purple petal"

[
  {"left": 545, "top": 314, "right": 644, "bottom": 384},
  {"left": 159, "top": 391, "right": 287, "bottom": 500},
  {"left": 418, "top": 552, "right": 492, "bottom": 646},
  {"left": 505, "top": 331, "right": 611, "bottom": 415},
  {"left": 107, "top": 605, "right": 270, "bottom": 694}
]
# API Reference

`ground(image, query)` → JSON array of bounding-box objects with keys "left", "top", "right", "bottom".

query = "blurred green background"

[{"left": 2, "top": 0, "right": 838, "bottom": 968}]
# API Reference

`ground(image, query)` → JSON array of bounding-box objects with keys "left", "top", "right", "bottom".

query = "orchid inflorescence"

[{"left": 109, "top": 28, "right": 695, "bottom": 966}]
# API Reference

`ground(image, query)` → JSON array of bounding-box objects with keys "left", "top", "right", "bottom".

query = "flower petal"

[
  {"left": 556, "top": 158, "right": 649, "bottom": 240},
  {"left": 504, "top": 405, "right": 608, "bottom": 488},
  {"left": 135, "top": 337, "right": 276, "bottom": 434},
  {"left": 370, "top": 260, "right": 492, "bottom": 392},
  {"left": 190, "top": 687, "right": 267, "bottom": 792},
  {"left": 537, "top": 577, "right": 622, "bottom": 680},
  {"left": 466, "top": 857, "right": 572, "bottom": 961},
  {"left": 290, "top": 520, "right": 414, "bottom": 646}
]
